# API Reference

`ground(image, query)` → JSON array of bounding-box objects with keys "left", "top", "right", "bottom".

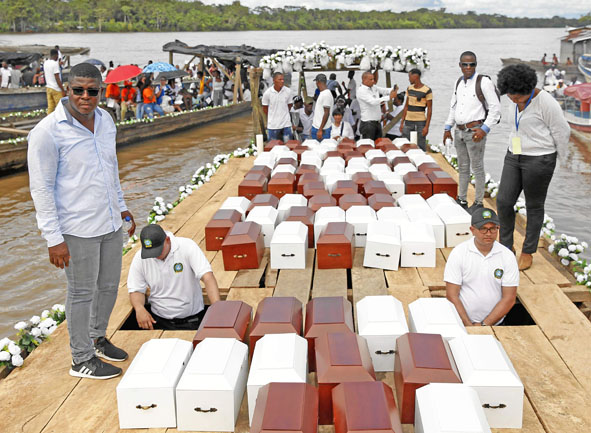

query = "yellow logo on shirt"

[
  {"left": 173, "top": 263, "right": 183, "bottom": 273},
  {"left": 494, "top": 268, "right": 504, "bottom": 279}
]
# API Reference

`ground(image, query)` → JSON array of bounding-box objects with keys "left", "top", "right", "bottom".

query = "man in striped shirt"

[{"left": 399, "top": 68, "right": 433, "bottom": 151}]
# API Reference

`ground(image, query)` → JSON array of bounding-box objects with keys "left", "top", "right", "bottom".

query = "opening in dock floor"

[{"left": 502, "top": 302, "right": 535, "bottom": 326}]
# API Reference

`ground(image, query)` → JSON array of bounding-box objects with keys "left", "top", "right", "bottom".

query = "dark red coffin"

[
  {"left": 285, "top": 139, "right": 302, "bottom": 149},
  {"left": 192, "top": 300, "right": 252, "bottom": 348},
  {"left": 340, "top": 137, "right": 356, "bottom": 145},
  {"left": 368, "top": 193, "right": 396, "bottom": 211},
  {"left": 221, "top": 221, "right": 265, "bottom": 271},
  {"left": 326, "top": 150, "right": 342, "bottom": 158},
  {"left": 394, "top": 333, "right": 461, "bottom": 424},
  {"left": 316, "top": 222, "right": 355, "bottom": 269},
  {"left": 417, "top": 162, "right": 441, "bottom": 176},
  {"left": 308, "top": 194, "right": 337, "bottom": 212},
  {"left": 362, "top": 180, "right": 390, "bottom": 198},
  {"left": 345, "top": 151, "right": 364, "bottom": 162},
  {"left": 392, "top": 156, "right": 412, "bottom": 168},
  {"left": 251, "top": 382, "right": 318, "bottom": 433},
  {"left": 316, "top": 332, "right": 376, "bottom": 425},
  {"left": 247, "top": 193, "right": 280, "bottom": 214},
  {"left": 338, "top": 193, "right": 368, "bottom": 211},
  {"left": 238, "top": 172, "right": 268, "bottom": 200},
  {"left": 332, "top": 381, "right": 403, "bottom": 433},
  {"left": 298, "top": 172, "right": 322, "bottom": 194},
  {"left": 277, "top": 157, "right": 298, "bottom": 168},
  {"left": 205, "top": 209, "right": 242, "bottom": 251},
  {"left": 293, "top": 146, "right": 310, "bottom": 161},
  {"left": 400, "top": 142, "right": 419, "bottom": 153},
  {"left": 249, "top": 296, "right": 303, "bottom": 350},
  {"left": 268, "top": 172, "right": 296, "bottom": 199},
  {"left": 249, "top": 165, "right": 272, "bottom": 179},
  {"left": 380, "top": 143, "right": 397, "bottom": 153},
  {"left": 295, "top": 164, "right": 319, "bottom": 182},
  {"left": 265, "top": 139, "right": 284, "bottom": 151},
  {"left": 303, "top": 181, "right": 328, "bottom": 199},
  {"left": 370, "top": 156, "right": 390, "bottom": 167},
  {"left": 352, "top": 172, "right": 373, "bottom": 190},
  {"left": 427, "top": 170, "right": 458, "bottom": 199},
  {"left": 332, "top": 180, "right": 359, "bottom": 202},
  {"left": 403, "top": 171, "right": 433, "bottom": 199},
  {"left": 375, "top": 137, "right": 393, "bottom": 147},
  {"left": 356, "top": 145, "right": 373, "bottom": 155},
  {"left": 286, "top": 206, "right": 316, "bottom": 248}
]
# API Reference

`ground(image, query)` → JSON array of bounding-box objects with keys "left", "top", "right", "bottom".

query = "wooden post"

[
  {"left": 199, "top": 55, "right": 204, "bottom": 73},
  {"left": 212, "top": 58, "right": 232, "bottom": 80},
  {"left": 386, "top": 71, "right": 393, "bottom": 111},
  {"left": 300, "top": 71, "right": 308, "bottom": 100},
  {"left": 169, "top": 51, "right": 174, "bottom": 65},
  {"left": 249, "top": 67, "right": 267, "bottom": 141},
  {"left": 233, "top": 62, "right": 241, "bottom": 104}
]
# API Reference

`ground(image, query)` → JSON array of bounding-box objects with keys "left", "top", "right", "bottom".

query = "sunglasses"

[
  {"left": 71, "top": 87, "right": 100, "bottom": 97},
  {"left": 460, "top": 62, "right": 477, "bottom": 67}
]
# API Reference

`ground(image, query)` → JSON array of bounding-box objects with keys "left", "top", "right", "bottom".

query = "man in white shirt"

[
  {"left": 444, "top": 208, "right": 519, "bottom": 326},
  {"left": 311, "top": 73, "right": 334, "bottom": 140},
  {"left": 342, "top": 71, "right": 357, "bottom": 100},
  {"left": 357, "top": 71, "right": 398, "bottom": 140},
  {"left": 43, "top": 49, "right": 66, "bottom": 114},
  {"left": 128, "top": 224, "right": 221, "bottom": 331},
  {"left": 296, "top": 96, "right": 314, "bottom": 140},
  {"left": 9, "top": 63, "right": 22, "bottom": 89},
  {"left": 262, "top": 72, "right": 293, "bottom": 142},
  {"left": 443, "top": 51, "right": 501, "bottom": 211},
  {"left": 0, "top": 62, "right": 11, "bottom": 88}
]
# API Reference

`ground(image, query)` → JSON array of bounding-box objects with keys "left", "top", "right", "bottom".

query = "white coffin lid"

[
  {"left": 377, "top": 207, "right": 409, "bottom": 224},
  {"left": 393, "top": 137, "right": 410, "bottom": 147},
  {"left": 369, "top": 165, "right": 392, "bottom": 176},
  {"left": 271, "top": 164, "right": 297, "bottom": 176},
  {"left": 320, "top": 164, "right": 344, "bottom": 175},
  {"left": 435, "top": 204, "right": 472, "bottom": 224},
  {"left": 393, "top": 163, "right": 417, "bottom": 174},
  {"left": 321, "top": 138, "right": 338, "bottom": 148},
  {"left": 374, "top": 171, "right": 402, "bottom": 181},
  {"left": 405, "top": 149, "right": 425, "bottom": 156},
  {"left": 426, "top": 193, "right": 455, "bottom": 210},
  {"left": 397, "top": 194, "right": 430, "bottom": 211},
  {"left": 416, "top": 383, "right": 491, "bottom": 433},
  {"left": 315, "top": 206, "right": 346, "bottom": 224},
  {"left": 271, "top": 221, "right": 308, "bottom": 244},
  {"left": 270, "top": 145, "right": 290, "bottom": 156},
  {"left": 345, "top": 165, "right": 368, "bottom": 175},
  {"left": 248, "top": 333, "right": 308, "bottom": 385},
  {"left": 220, "top": 196, "right": 251, "bottom": 218},
  {"left": 406, "top": 208, "right": 444, "bottom": 227},
  {"left": 410, "top": 154, "right": 436, "bottom": 166},
  {"left": 301, "top": 151, "right": 323, "bottom": 167},
  {"left": 280, "top": 150, "right": 298, "bottom": 161},
  {"left": 278, "top": 193, "right": 308, "bottom": 209},
  {"left": 347, "top": 157, "right": 369, "bottom": 168},
  {"left": 324, "top": 156, "right": 346, "bottom": 168},
  {"left": 118, "top": 338, "right": 193, "bottom": 389},
  {"left": 255, "top": 151, "right": 276, "bottom": 162},
  {"left": 367, "top": 221, "right": 401, "bottom": 244},
  {"left": 312, "top": 146, "right": 328, "bottom": 160},
  {"left": 326, "top": 173, "right": 351, "bottom": 193},
  {"left": 357, "top": 138, "right": 375, "bottom": 147},
  {"left": 449, "top": 334, "right": 522, "bottom": 388},
  {"left": 302, "top": 139, "right": 320, "bottom": 147},
  {"left": 400, "top": 222, "right": 436, "bottom": 244},
  {"left": 386, "top": 149, "right": 405, "bottom": 163},
  {"left": 246, "top": 206, "right": 279, "bottom": 224},
  {"left": 408, "top": 298, "right": 467, "bottom": 339},
  {"left": 346, "top": 206, "right": 377, "bottom": 224},
  {"left": 365, "top": 149, "right": 387, "bottom": 161},
  {"left": 177, "top": 338, "right": 247, "bottom": 391},
  {"left": 357, "top": 295, "right": 408, "bottom": 336}
]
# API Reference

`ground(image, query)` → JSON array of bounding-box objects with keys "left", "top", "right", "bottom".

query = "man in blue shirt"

[{"left": 28, "top": 63, "right": 136, "bottom": 380}]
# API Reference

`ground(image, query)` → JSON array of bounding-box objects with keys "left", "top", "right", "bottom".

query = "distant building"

[{"left": 560, "top": 26, "right": 591, "bottom": 64}]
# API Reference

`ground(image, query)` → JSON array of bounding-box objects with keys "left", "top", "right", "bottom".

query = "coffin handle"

[
  {"left": 355, "top": 233, "right": 367, "bottom": 236},
  {"left": 194, "top": 407, "right": 218, "bottom": 413},
  {"left": 412, "top": 252, "right": 425, "bottom": 256},
  {"left": 376, "top": 253, "right": 391, "bottom": 257},
  {"left": 456, "top": 232, "right": 470, "bottom": 236},
  {"left": 281, "top": 253, "right": 296, "bottom": 257},
  {"left": 482, "top": 403, "right": 507, "bottom": 409},
  {"left": 215, "top": 236, "right": 225, "bottom": 240},
  {"left": 136, "top": 404, "right": 157, "bottom": 410},
  {"left": 327, "top": 253, "right": 342, "bottom": 257},
  {"left": 233, "top": 254, "right": 248, "bottom": 259},
  {"left": 375, "top": 349, "right": 396, "bottom": 355}
]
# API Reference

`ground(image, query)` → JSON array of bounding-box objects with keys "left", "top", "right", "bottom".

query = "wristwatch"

[{"left": 480, "top": 321, "right": 487, "bottom": 326}]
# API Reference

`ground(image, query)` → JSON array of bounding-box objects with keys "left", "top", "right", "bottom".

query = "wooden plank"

[
  {"left": 160, "top": 330, "right": 195, "bottom": 342},
  {"left": 210, "top": 251, "right": 238, "bottom": 290},
  {"left": 351, "top": 249, "right": 388, "bottom": 329},
  {"left": 230, "top": 250, "right": 269, "bottom": 288},
  {"left": 417, "top": 249, "right": 446, "bottom": 289},
  {"left": 226, "top": 287, "right": 274, "bottom": 313},
  {"left": 40, "top": 330, "right": 163, "bottom": 433},
  {"left": 518, "top": 283, "right": 591, "bottom": 393},
  {"left": 562, "top": 285, "right": 591, "bottom": 303},
  {"left": 384, "top": 267, "right": 422, "bottom": 288},
  {"left": 440, "top": 247, "right": 453, "bottom": 261},
  {"left": 273, "top": 249, "right": 315, "bottom": 308},
  {"left": 493, "top": 326, "right": 591, "bottom": 432},
  {"left": 311, "top": 254, "right": 348, "bottom": 299},
  {"left": 264, "top": 264, "right": 279, "bottom": 288},
  {"left": 387, "top": 286, "right": 431, "bottom": 318}
]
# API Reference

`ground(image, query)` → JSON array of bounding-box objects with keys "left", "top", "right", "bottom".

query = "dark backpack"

[{"left": 455, "top": 74, "right": 501, "bottom": 124}]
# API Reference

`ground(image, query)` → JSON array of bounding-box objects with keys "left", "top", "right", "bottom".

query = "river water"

[{"left": 0, "top": 28, "right": 590, "bottom": 339}]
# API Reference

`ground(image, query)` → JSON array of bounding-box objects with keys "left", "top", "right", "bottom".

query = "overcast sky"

[{"left": 199, "top": 0, "right": 589, "bottom": 19}]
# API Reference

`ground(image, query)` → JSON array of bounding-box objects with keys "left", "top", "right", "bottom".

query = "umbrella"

[
  {"left": 156, "top": 69, "right": 189, "bottom": 80},
  {"left": 84, "top": 58, "right": 105, "bottom": 67},
  {"left": 564, "top": 83, "right": 591, "bottom": 104},
  {"left": 105, "top": 64, "right": 143, "bottom": 83},
  {"left": 143, "top": 62, "right": 177, "bottom": 73}
]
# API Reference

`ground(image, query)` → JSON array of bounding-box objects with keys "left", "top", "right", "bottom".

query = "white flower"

[
  {"left": 166, "top": 203, "right": 173, "bottom": 210},
  {"left": 155, "top": 215, "right": 165, "bottom": 222},
  {"left": 568, "top": 244, "right": 576, "bottom": 252},
  {"left": 14, "top": 321, "right": 27, "bottom": 331},
  {"left": 30, "top": 315, "right": 41, "bottom": 325},
  {"left": 569, "top": 253, "right": 578, "bottom": 261},
  {"left": 8, "top": 343, "right": 21, "bottom": 355},
  {"left": 548, "top": 244, "right": 554, "bottom": 253},
  {"left": 582, "top": 241, "right": 589, "bottom": 249},
  {"left": 576, "top": 244, "right": 584, "bottom": 252},
  {"left": 11, "top": 354, "right": 24, "bottom": 367},
  {"left": 0, "top": 351, "right": 10, "bottom": 361},
  {"left": 577, "top": 274, "right": 586, "bottom": 283},
  {"left": 558, "top": 248, "right": 569, "bottom": 257},
  {"left": 156, "top": 209, "right": 163, "bottom": 215},
  {"left": 155, "top": 196, "right": 163, "bottom": 203},
  {"left": 0, "top": 337, "right": 11, "bottom": 349},
  {"left": 561, "top": 258, "right": 570, "bottom": 266},
  {"left": 518, "top": 208, "right": 527, "bottom": 215},
  {"left": 46, "top": 325, "right": 57, "bottom": 336},
  {"left": 152, "top": 205, "right": 160, "bottom": 212},
  {"left": 178, "top": 186, "right": 185, "bottom": 192},
  {"left": 31, "top": 327, "right": 42, "bottom": 337},
  {"left": 39, "top": 318, "right": 56, "bottom": 329}
]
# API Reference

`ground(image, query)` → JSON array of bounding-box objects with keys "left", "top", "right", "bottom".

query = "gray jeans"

[
  {"left": 402, "top": 120, "right": 427, "bottom": 151},
  {"left": 454, "top": 128, "right": 486, "bottom": 204},
  {"left": 63, "top": 228, "right": 123, "bottom": 364}
]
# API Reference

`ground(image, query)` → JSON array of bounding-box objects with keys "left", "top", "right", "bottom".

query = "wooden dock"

[{"left": 1, "top": 153, "right": 590, "bottom": 433}]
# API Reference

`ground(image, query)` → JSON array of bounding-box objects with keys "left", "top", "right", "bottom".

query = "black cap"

[
  {"left": 313, "top": 73, "right": 327, "bottom": 83},
  {"left": 293, "top": 95, "right": 303, "bottom": 103},
  {"left": 140, "top": 225, "right": 167, "bottom": 259},
  {"left": 471, "top": 207, "right": 500, "bottom": 229}
]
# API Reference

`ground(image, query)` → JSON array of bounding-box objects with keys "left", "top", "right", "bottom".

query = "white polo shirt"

[
  {"left": 312, "top": 89, "right": 334, "bottom": 129},
  {"left": 127, "top": 232, "right": 213, "bottom": 320},
  {"left": 43, "top": 59, "right": 61, "bottom": 91},
  {"left": 261, "top": 85, "right": 292, "bottom": 129},
  {"left": 444, "top": 238, "right": 519, "bottom": 324}
]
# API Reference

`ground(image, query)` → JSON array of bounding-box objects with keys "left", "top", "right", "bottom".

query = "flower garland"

[
  {"left": 0, "top": 304, "right": 65, "bottom": 370},
  {"left": 0, "top": 109, "right": 46, "bottom": 122},
  {"left": 0, "top": 136, "right": 27, "bottom": 146},
  {"left": 115, "top": 104, "right": 233, "bottom": 127}
]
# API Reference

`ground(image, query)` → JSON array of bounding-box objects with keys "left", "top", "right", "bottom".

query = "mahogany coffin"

[
  {"left": 356, "top": 145, "right": 373, "bottom": 155},
  {"left": 238, "top": 173, "right": 268, "bottom": 200},
  {"left": 340, "top": 137, "right": 356, "bottom": 145},
  {"left": 268, "top": 172, "right": 296, "bottom": 199},
  {"left": 192, "top": 300, "right": 252, "bottom": 348},
  {"left": 205, "top": 209, "right": 242, "bottom": 251},
  {"left": 326, "top": 150, "right": 342, "bottom": 158},
  {"left": 362, "top": 180, "right": 391, "bottom": 198},
  {"left": 286, "top": 206, "right": 316, "bottom": 248},
  {"left": 332, "top": 180, "right": 359, "bottom": 201},
  {"left": 247, "top": 194, "right": 280, "bottom": 214},
  {"left": 368, "top": 193, "right": 396, "bottom": 212},
  {"left": 248, "top": 165, "right": 272, "bottom": 179},
  {"left": 375, "top": 137, "right": 393, "bottom": 148},
  {"left": 345, "top": 151, "right": 364, "bottom": 162},
  {"left": 394, "top": 332, "right": 461, "bottom": 424},
  {"left": 265, "top": 139, "right": 284, "bottom": 150},
  {"left": 332, "top": 381, "right": 403, "bottom": 433},
  {"left": 316, "top": 222, "right": 355, "bottom": 269},
  {"left": 338, "top": 193, "right": 368, "bottom": 211},
  {"left": 316, "top": 332, "right": 376, "bottom": 425},
  {"left": 298, "top": 172, "right": 323, "bottom": 194},
  {"left": 427, "top": 170, "right": 458, "bottom": 199},
  {"left": 417, "top": 162, "right": 441, "bottom": 176},
  {"left": 250, "top": 382, "right": 318, "bottom": 433},
  {"left": 285, "top": 139, "right": 301, "bottom": 149},
  {"left": 308, "top": 194, "right": 338, "bottom": 212},
  {"left": 303, "top": 181, "right": 329, "bottom": 199},
  {"left": 249, "top": 296, "right": 303, "bottom": 351},
  {"left": 293, "top": 146, "right": 310, "bottom": 161},
  {"left": 277, "top": 157, "right": 298, "bottom": 168},
  {"left": 403, "top": 172, "right": 433, "bottom": 199},
  {"left": 380, "top": 143, "right": 397, "bottom": 153},
  {"left": 392, "top": 156, "right": 412, "bottom": 168},
  {"left": 369, "top": 156, "right": 390, "bottom": 167},
  {"left": 221, "top": 221, "right": 265, "bottom": 271},
  {"left": 352, "top": 172, "right": 373, "bottom": 189},
  {"left": 400, "top": 143, "right": 419, "bottom": 153},
  {"left": 295, "top": 164, "right": 319, "bottom": 182}
]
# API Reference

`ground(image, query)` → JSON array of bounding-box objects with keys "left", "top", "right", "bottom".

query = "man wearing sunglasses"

[
  {"left": 444, "top": 208, "right": 518, "bottom": 327},
  {"left": 28, "top": 62, "right": 135, "bottom": 380},
  {"left": 443, "top": 51, "right": 501, "bottom": 212}
]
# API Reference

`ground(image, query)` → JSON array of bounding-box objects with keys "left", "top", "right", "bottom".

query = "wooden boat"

[
  {"left": 500, "top": 57, "right": 582, "bottom": 80},
  {"left": 564, "top": 83, "right": 591, "bottom": 136},
  {"left": 0, "top": 102, "right": 250, "bottom": 175},
  {"left": 0, "top": 87, "right": 48, "bottom": 113},
  {"left": 578, "top": 54, "right": 591, "bottom": 83}
]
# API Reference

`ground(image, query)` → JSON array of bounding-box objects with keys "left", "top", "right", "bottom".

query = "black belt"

[
  {"left": 362, "top": 120, "right": 380, "bottom": 124},
  {"left": 168, "top": 312, "right": 203, "bottom": 324}
]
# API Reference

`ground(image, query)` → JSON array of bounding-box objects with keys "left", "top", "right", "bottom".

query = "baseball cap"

[
  {"left": 471, "top": 208, "right": 500, "bottom": 229},
  {"left": 313, "top": 73, "right": 327, "bottom": 83},
  {"left": 293, "top": 95, "right": 303, "bottom": 103},
  {"left": 140, "top": 224, "right": 167, "bottom": 259},
  {"left": 304, "top": 96, "right": 314, "bottom": 105}
]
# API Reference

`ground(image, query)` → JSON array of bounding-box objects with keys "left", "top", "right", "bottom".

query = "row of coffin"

[
  {"left": 207, "top": 192, "right": 471, "bottom": 270},
  {"left": 116, "top": 295, "right": 523, "bottom": 431}
]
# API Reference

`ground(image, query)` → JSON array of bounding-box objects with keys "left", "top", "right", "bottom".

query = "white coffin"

[
  {"left": 377, "top": 207, "right": 409, "bottom": 225},
  {"left": 449, "top": 335, "right": 524, "bottom": 429},
  {"left": 312, "top": 146, "right": 328, "bottom": 160},
  {"left": 313, "top": 206, "right": 346, "bottom": 245},
  {"left": 277, "top": 194, "right": 308, "bottom": 222},
  {"left": 393, "top": 137, "right": 410, "bottom": 148},
  {"left": 405, "top": 149, "right": 425, "bottom": 157},
  {"left": 245, "top": 206, "right": 278, "bottom": 247},
  {"left": 364, "top": 221, "right": 401, "bottom": 271},
  {"left": 415, "top": 383, "right": 491, "bottom": 433},
  {"left": 345, "top": 165, "right": 369, "bottom": 175},
  {"left": 176, "top": 338, "right": 248, "bottom": 432},
  {"left": 397, "top": 194, "right": 430, "bottom": 212},
  {"left": 375, "top": 172, "right": 405, "bottom": 199},
  {"left": 347, "top": 157, "right": 370, "bottom": 169},
  {"left": 365, "top": 149, "right": 387, "bottom": 162},
  {"left": 302, "top": 139, "right": 320, "bottom": 147},
  {"left": 435, "top": 204, "right": 473, "bottom": 247},
  {"left": 300, "top": 151, "right": 323, "bottom": 169},
  {"left": 400, "top": 222, "right": 436, "bottom": 268},
  {"left": 408, "top": 298, "right": 467, "bottom": 341},
  {"left": 320, "top": 165, "right": 344, "bottom": 184},
  {"left": 426, "top": 193, "right": 455, "bottom": 211},
  {"left": 270, "top": 145, "right": 290, "bottom": 156},
  {"left": 321, "top": 138, "right": 338, "bottom": 148},
  {"left": 247, "top": 333, "right": 308, "bottom": 425},
  {"left": 220, "top": 197, "right": 251, "bottom": 221},
  {"left": 357, "top": 138, "right": 375, "bottom": 147},
  {"left": 323, "top": 156, "right": 346, "bottom": 170},
  {"left": 117, "top": 338, "right": 193, "bottom": 429},
  {"left": 409, "top": 154, "right": 436, "bottom": 167},
  {"left": 271, "top": 164, "right": 296, "bottom": 176},
  {"left": 282, "top": 150, "right": 298, "bottom": 161},
  {"left": 253, "top": 153, "right": 277, "bottom": 169},
  {"left": 270, "top": 221, "right": 308, "bottom": 269},
  {"left": 368, "top": 164, "right": 392, "bottom": 177},
  {"left": 405, "top": 208, "right": 445, "bottom": 249},
  {"left": 386, "top": 149, "right": 405, "bottom": 164},
  {"left": 393, "top": 163, "right": 418, "bottom": 176},
  {"left": 357, "top": 295, "right": 408, "bottom": 371},
  {"left": 345, "top": 206, "right": 377, "bottom": 247},
  {"left": 326, "top": 172, "right": 352, "bottom": 194}
]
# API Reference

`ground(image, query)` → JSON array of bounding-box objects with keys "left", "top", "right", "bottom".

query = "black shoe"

[
  {"left": 94, "top": 336, "right": 128, "bottom": 362},
  {"left": 69, "top": 356, "right": 122, "bottom": 380},
  {"left": 468, "top": 202, "right": 484, "bottom": 214},
  {"left": 456, "top": 198, "right": 468, "bottom": 210}
]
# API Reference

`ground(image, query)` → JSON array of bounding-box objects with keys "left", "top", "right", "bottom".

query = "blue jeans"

[
  {"left": 135, "top": 103, "right": 144, "bottom": 119},
  {"left": 310, "top": 126, "right": 331, "bottom": 140},
  {"left": 268, "top": 127, "right": 293, "bottom": 142},
  {"left": 402, "top": 120, "right": 427, "bottom": 151},
  {"left": 143, "top": 102, "right": 165, "bottom": 119}
]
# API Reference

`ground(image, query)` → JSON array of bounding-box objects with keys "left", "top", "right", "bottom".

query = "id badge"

[{"left": 512, "top": 136, "right": 522, "bottom": 155}]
